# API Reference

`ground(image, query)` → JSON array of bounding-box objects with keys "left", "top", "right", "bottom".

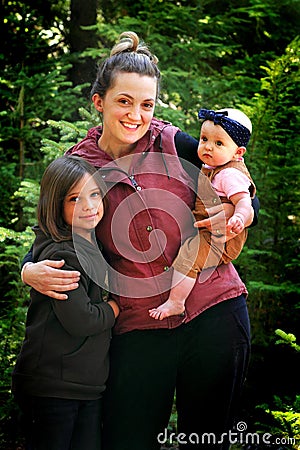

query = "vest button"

[
  {"left": 163, "top": 266, "right": 169, "bottom": 271},
  {"left": 146, "top": 225, "right": 153, "bottom": 232}
]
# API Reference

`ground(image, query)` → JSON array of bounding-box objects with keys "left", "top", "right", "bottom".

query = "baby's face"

[{"left": 197, "top": 121, "right": 241, "bottom": 167}]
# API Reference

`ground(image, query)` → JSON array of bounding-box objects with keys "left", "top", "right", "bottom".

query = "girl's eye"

[
  {"left": 70, "top": 196, "right": 80, "bottom": 202},
  {"left": 91, "top": 191, "right": 101, "bottom": 198}
]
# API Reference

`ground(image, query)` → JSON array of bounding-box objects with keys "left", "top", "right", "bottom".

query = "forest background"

[{"left": 0, "top": 0, "right": 299, "bottom": 448}]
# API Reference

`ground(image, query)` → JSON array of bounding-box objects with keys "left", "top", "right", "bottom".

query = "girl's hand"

[
  {"left": 107, "top": 300, "right": 120, "bottom": 318},
  {"left": 22, "top": 260, "right": 80, "bottom": 300}
]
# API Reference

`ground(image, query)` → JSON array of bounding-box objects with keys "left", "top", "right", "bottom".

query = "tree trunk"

[{"left": 69, "top": 0, "right": 98, "bottom": 94}]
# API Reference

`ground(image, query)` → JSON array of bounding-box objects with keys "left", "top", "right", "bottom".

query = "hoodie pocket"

[{"left": 62, "top": 332, "right": 110, "bottom": 386}]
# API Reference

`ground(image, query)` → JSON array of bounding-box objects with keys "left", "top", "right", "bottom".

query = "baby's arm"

[{"left": 226, "top": 192, "right": 253, "bottom": 235}]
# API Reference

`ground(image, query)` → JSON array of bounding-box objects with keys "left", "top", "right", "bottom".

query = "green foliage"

[
  {"left": 258, "top": 331, "right": 300, "bottom": 447},
  {"left": 41, "top": 107, "right": 100, "bottom": 163},
  {"left": 234, "top": 37, "right": 300, "bottom": 349},
  {"left": 275, "top": 329, "right": 300, "bottom": 353},
  {"left": 0, "top": 163, "right": 20, "bottom": 226},
  {"left": 13, "top": 180, "right": 40, "bottom": 227},
  {"left": 256, "top": 396, "right": 300, "bottom": 448},
  {"left": 0, "top": 227, "right": 34, "bottom": 447}
]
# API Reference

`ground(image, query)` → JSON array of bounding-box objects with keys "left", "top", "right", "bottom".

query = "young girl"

[{"left": 12, "top": 155, "right": 119, "bottom": 450}]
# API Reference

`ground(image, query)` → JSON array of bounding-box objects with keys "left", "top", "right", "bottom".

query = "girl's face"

[
  {"left": 198, "top": 121, "right": 245, "bottom": 167},
  {"left": 63, "top": 173, "right": 104, "bottom": 242},
  {"left": 92, "top": 72, "right": 157, "bottom": 155}
]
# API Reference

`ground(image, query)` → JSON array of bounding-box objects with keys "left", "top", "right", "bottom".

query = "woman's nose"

[{"left": 127, "top": 107, "right": 141, "bottom": 120}]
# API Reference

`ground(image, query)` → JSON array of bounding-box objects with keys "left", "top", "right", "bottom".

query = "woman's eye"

[
  {"left": 119, "top": 99, "right": 129, "bottom": 105},
  {"left": 143, "top": 102, "right": 154, "bottom": 110}
]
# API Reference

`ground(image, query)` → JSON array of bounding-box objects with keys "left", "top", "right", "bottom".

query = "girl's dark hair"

[
  {"left": 91, "top": 31, "right": 161, "bottom": 100},
  {"left": 38, "top": 156, "right": 107, "bottom": 242}
]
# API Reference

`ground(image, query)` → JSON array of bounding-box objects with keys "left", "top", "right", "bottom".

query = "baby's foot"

[{"left": 149, "top": 299, "right": 185, "bottom": 320}]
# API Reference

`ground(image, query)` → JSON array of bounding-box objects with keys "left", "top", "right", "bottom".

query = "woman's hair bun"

[{"left": 110, "top": 31, "right": 158, "bottom": 64}]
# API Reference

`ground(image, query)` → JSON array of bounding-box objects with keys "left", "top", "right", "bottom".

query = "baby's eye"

[
  {"left": 216, "top": 141, "right": 223, "bottom": 146},
  {"left": 201, "top": 136, "right": 207, "bottom": 142}
]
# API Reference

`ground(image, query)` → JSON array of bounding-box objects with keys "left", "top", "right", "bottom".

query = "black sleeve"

[
  {"left": 174, "top": 131, "right": 200, "bottom": 185},
  {"left": 249, "top": 194, "right": 260, "bottom": 227},
  {"left": 174, "top": 131, "right": 199, "bottom": 166},
  {"left": 174, "top": 130, "right": 259, "bottom": 226},
  {"left": 21, "top": 245, "right": 34, "bottom": 269}
]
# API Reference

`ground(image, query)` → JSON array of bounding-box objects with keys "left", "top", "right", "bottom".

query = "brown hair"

[
  {"left": 91, "top": 31, "right": 161, "bottom": 100},
  {"left": 37, "top": 156, "right": 107, "bottom": 242}
]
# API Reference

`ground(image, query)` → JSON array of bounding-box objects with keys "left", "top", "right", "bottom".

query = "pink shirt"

[{"left": 203, "top": 163, "right": 251, "bottom": 199}]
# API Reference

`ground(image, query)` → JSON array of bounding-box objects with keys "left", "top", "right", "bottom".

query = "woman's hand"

[
  {"left": 194, "top": 203, "right": 234, "bottom": 231},
  {"left": 22, "top": 260, "right": 81, "bottom": 300},
  {"left": 194, "top": 203, "right": 238, "bottom": 242}
]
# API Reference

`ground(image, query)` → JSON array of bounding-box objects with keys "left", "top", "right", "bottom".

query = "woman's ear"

[{"left": 92, "top": 94, "right": 103, "bottom": 112}]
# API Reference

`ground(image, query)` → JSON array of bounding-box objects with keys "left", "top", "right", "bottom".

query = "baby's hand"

[{"left": 227, "top": 214, "right": 245, "bottom": 234}]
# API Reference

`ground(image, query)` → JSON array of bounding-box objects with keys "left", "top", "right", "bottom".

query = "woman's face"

[{"left": 93, "top": 72, "right": 157, "bottom": 154}]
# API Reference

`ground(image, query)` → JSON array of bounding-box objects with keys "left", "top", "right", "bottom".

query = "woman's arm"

[
  {"left": 21, "top": 247, "right": 81, "bottom": 299},
  {"left": 22, "top": 260, "right": 81, "bottom": 299}
]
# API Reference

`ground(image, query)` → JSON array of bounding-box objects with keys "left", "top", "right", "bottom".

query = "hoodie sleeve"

[{"left": 44, "top": 246, "right": 115, "bottom": 337}]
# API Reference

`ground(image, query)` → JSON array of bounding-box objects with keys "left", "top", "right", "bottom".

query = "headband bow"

[{"left": 198, "top": 108, "right": 251, "bottom": 147}]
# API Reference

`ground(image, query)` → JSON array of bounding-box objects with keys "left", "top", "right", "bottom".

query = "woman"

[{"left": 22, "top": 32, "right": 254, "bottom": 450}]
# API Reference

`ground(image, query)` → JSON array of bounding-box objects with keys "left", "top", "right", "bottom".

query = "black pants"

[
  {"left": 103, "top": 295, "right": 251, "bottom": 450},
  {"left": 16, "top": 395, "right": 102, "bottom": 450}
]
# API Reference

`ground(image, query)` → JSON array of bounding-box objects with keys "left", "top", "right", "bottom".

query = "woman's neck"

[
  {"left": 98, "top": 137, "right": 137, "bottom": 172},
  {"left": 98, "top": 136, "right": 136, "bottom": 160}
]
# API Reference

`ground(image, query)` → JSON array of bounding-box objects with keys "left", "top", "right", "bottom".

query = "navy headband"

[{"left": 198, "top": 108, "right": 251, "bottom": 147}]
